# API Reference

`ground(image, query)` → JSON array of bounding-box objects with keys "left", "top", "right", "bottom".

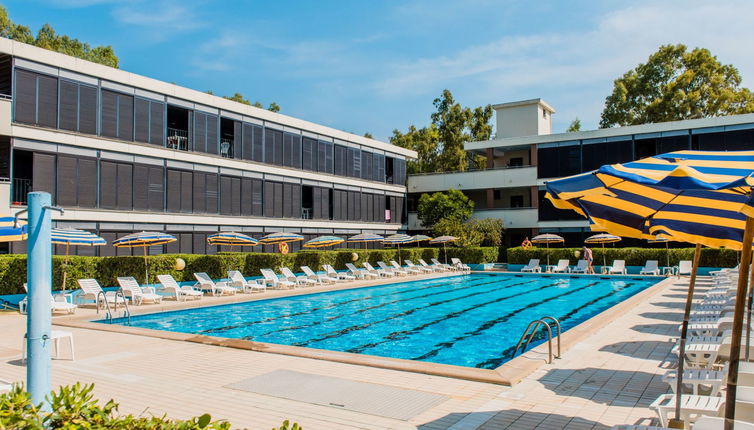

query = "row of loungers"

[
  {"left": 70, "top": 258, "right": 472, "bottom": 307},
  {"left": 520, "top": 258, "right": 694, "bottom": 276},
  {"left": 614, "top": 267, "right": 754, "bottom": 429}
]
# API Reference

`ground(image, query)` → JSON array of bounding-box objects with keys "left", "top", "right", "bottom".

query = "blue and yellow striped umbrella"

[
  {"left": 51, "top": 228, "right": 106, "bottom": 246},
  {"left": 207, "top": 232, "right": 259, "bottom": 247},
  {"left": 383, "top": 234, "right": 414, "bottom": 244},
  {"left": 429, "top": 235, "right": 457, "bottom": 244},
  {"left": 347, "top": 233, "right": 384, "bottom": 243},
  {"left": 0, "top": 216, "right": 27, "bottom": 242},
  {"left": 259, "top": 232, "right": 304, "bottom": 245},
  {"left": 303, "top": 236, "right": 344, "bottom": 248},
  {"left": 545, "top": 150, "right": 754, "bottom": 250},
  {"left": 113, "top": 232, "right": 176, "bottom": 284}
]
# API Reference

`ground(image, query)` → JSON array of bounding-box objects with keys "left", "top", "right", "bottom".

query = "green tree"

[
  {"left": 433, "top": 218, "right": 483, "bottom": 247},
  {"left": 416, "top": 189, "right": 474, "bottom": 229},
  {"left": 223, "top": 92, "right": 251, "bottom": 105},
  {"left": 268, "top": 102, "right": 281, "bottom": 113},
  {"left": 390, "top": 124, "right": 440, "bottom": 174},
  {"left": 566, "top": 118, "right": 581, "bottom": 132},
  {"left": 432, "top": 90, "right": 472, "bottom": 172},
  {"left": 600, "top": 44, "right": 754, "bottom": 128},
  {"left": 465, "top": 218, "right": 503, "bottom": 246},
  {"left": 363, "top": 132, "right": 373, "bottom": 139}
]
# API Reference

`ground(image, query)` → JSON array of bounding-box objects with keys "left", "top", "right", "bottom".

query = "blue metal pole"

[{"left": 26, "top": 191, "right": 52, "bottom": 409}]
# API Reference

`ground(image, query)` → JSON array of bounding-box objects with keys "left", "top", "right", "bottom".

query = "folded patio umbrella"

[{"left": 545, "top": 149, "right": 754, "bottom": 426}]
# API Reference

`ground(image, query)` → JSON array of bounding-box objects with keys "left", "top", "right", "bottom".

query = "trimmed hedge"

[
  {"left": 0, "top": 247, "right": 498, "bottom": 295},
  {"left": 507, "top": 246, "right": 739, "bottom": 268}
]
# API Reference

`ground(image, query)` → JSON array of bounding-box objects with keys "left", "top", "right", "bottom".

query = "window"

[
  {"left": 317, "top": 141, "right": 333, "bottom": 173},
  {"left": 265, "top": 128, "right": 283, "bottom": 165},
  {"left": 251, "top": 179, "right": 263, "bottom": 216},
  {"left": 194, "top": 112, "right": 219, "bottom": 154},
  {"left": 101, "top": 90, "right": 134, "bottom": 141},
  {"left": 166, "top": 169, "right": 192, "bottom": 213},
  {"left": 56, "top": 155, "right": 97, "bottom": 208},
  {"left": 347, "top": 147, "right": 361, "bottom": 178},
  {"left": 220, "top": 175, "right": 242, "bottom": 216},
  {"left": 374, "top": 153, "right": 385, "bottom": 182},
  {"left": 59, "top": 80, "right": 97, "bottom": 135},
  {"left": 283, "top": 133, "right": 301, "bottom": 168},
  {"left": 100, "top": 160, "right": 133, "bottom": 210},
  {"left": 334, "top": 145, "right": 347, "bottom": 176},
  {"left": 493, "top": 190, "right": 501, "bottom": 200},
  {"left": 133, "top": 164, "right": 164, "bottom": 212},
  {"left": 393, "top": 158, "right": 406, "bottom": 185},
  {"left": 302, "top": 137, "right": 316, "bottom": 171},
  {"left": 537, "top": 143, "right": 581, "bottom": 178},
  {"left": 510, "top": 195, "right": 524, "bottom": 208},
  {"left": 134, "top": 98, "right": 165, "bottom": 146},
  {"left": 508, "top": 157, "right": 524, "bottom": 167},
  {"left": 361, "top": 151, "right": 373, "bottom": 180},
  {"left": 15, "top": 69, "right": 58, "bottom": 128}
]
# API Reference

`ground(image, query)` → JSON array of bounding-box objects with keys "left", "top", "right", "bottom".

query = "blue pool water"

[{"left": 106, "top": 273, "right": 658, "bottom": 369}]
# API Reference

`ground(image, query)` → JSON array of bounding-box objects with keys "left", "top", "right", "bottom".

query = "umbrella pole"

[
  {"left": 398, "top": 243, "right": 401, "bottom": 265},
  {"left": 747, "top": 260, "right": 754, "bottom": 361},
  {"left": 666, "top": 241, "right": 670, "bottom": 269},
  {"left": 602, "top": 242, "right": 606, "bottom": 268},
  {"left": 61, "top": 243, "right": 70, "bottom": 295},
  {"left": 143, "top": 246, "right": 149, "bottom": 285},
  {"left": 723, "top": 216, "right": 754, "bottom": 429},
  {"left": 444, "top": 243, "right": 448, "bottom": 265},
  {"left": 670, "top": 243, "right": 702, "bottom": 428}
]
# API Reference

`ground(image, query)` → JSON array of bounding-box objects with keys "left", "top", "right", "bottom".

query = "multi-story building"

[
  {"left": 407, "top": 98, "right": 754, "bottom": 246},
  {"left": 0, "top": 38, "right": 416, "bottom": 255}
]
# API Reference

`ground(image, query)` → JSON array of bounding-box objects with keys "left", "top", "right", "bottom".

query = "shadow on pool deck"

[
  {"left": 598, "top": 340, "right": 675, "bottom": 361},
  {"left": 537, "top": 368, "right": 668, "bottom": 407},
  {"left": 638, "top": 311, "right": 683, "bottom": 322},
  {"left": 417, "top": 409, "right": 615, "bottom": 429},
  {"left": 630, "top": 323, "right": 679, "bottom": 336}
]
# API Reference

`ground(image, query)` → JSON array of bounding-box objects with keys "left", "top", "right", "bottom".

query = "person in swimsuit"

[{"left": 582, "top": 246, "right": 594, "bottom": 274}]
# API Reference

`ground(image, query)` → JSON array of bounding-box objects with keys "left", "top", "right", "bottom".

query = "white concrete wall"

[
  {"left": 408, "top": 166, "right": 537, "bottom": 193},
  {"left": 491, "top": 148, "right": 530, "bottom": 168},
  {"left": 537, "top": 105, "right": 552, "bottom": 136},
  {"left": 496, "top": 104, "right": 539, "bottom": 139},
  {"left": 408, "top": 207, "right": 539, "bottom": 230}
]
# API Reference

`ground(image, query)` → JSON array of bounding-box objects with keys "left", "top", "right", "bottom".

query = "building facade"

[
  {"left": 407, "top": 99, "right": 754, "bottom": 247},
  {"left": 0, "top": 38, "right": 416, "bottom": 255}
]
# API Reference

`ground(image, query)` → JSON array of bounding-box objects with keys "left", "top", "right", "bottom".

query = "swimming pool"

[{"left": 105, "top": 273, "right": 658, "bottom": 369}]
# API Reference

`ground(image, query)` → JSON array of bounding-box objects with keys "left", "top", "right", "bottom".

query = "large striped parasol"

[
  {"left": 51, "top": 228, "right": 106, "bottom": 292},
  {"left": 383, "top": 234, "right": 413, "bottom": 264},
  {"left": 410, "top": 234, "right": 432, "bottom": 248},
  {"left": 303, "top": 236, "right": 344, "bottom": 248},
  {"left": 347, "top": 233, "right": 384, "bottom": 250},
  {"left": 584, "top": 233, "right": 621, "bottom": 267},
  {"left": 207, "top": 232, "right": 259, "bottom": 252},
  {"left": 259, "top": 232, "right": 304, "bottom": 244},
  {"left": 544, "top": 149, "right": 754, "bottom": 425},
  {"left": 0, "top": 216, "right": 27, "bottom": 242},
  {"left": 113, "top": 232, "right": 176, "bottom": 284},
  {"left": 532, "top": 234, "right": 564, "bottom": 267},
  {"left": 647, "top": 236, "right": 672, "bottom": 268},
  {"left": 429, "top": 235, "right": 457, "bottom": 264}
]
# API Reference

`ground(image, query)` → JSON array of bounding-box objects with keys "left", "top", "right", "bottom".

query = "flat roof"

[
  {"left": 466, "top": 112, "right": 754, "bottom": 151},
  {"left": 492, "top": 98, "right": 555, "bottom": 113},
  {"left": 0, "top": 37, "right": 416, "bottom": 159}
]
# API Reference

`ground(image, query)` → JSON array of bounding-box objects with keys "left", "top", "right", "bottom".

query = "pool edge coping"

[{"left": 52, "top": 273, "right": 677, "bottom": 387}]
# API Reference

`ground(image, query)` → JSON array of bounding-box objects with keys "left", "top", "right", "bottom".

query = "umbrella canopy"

[
  {"left": 207, "top": 232, "right": 259, "bottom": 247},
  {"left": 259, "top": 232, "right": 304, "bottom": 245},
  {"left": 429, "top": 235, "right": 457, "bottom": 244},
  {"left": 648, "top": 236, "right": 672, "bottom": 268},
  {"left": 112, "top": 232, "right": 176, "bottom": 284},
  {"left": 51, "top": 228, "right": 106, "bottom": 246},
  {"left": 0, "top": 216, "right": 27, "bottom": 242},
  {"left": 410, "top": 234, "right": 432, "bottom": 243},
  {"left": 531, "top": 234, "right": 564, "bottom": 244},
  {"left": 383, "top": 234, "right": 414, "bottom": 244},
  {"left": 584, "top": 233, "right": 621, "bottom": 267},
  {"left": 303, "top": 235, "right": 344, "bottom": 248},
  {"left": 347, "top": 233, "right": 384, "bottom": 242}
]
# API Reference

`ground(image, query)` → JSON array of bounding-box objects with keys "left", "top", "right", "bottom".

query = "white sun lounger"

[
  {"left": 678, "top": 260, "right": 693, "bottom": 276},
  {"left": 301, "top": 266, "right": 337, "bottom": 284},
  {"left": 431, "top": 258, "right": 454, "bottom": 271},
  {"left": 76, "top": 279, "right": 128, "bottom": 308},
  {"left": 392, "top": 260, "right": 420, "bottom": 275},
  {"left": 693, "top": 416, "right": 754, "bottom": 430},
  {"left": 640, "top": 260, "right": 660, "bottom": 275},
  {"left": 607, "top": 260, "right": 627, "bottom": 275},
  {"left": 281, "top": 267, "right": 317, "bottom": 286},
  {"left": 228, "top": 270, "right": 266, "bottom": 293},
  {"left": 379, "top": 261, "right": 406, "bottom": 276},
  {"left": 405, "top": 260, "right": 432, "bottom": 274},
  {"left": 260, "top": 269, "right": 296, "bottom": 289},
  {"left": 571, "top": 260, "right": 588, "bottom": 273},
  {"left": 661, "top": 367, "right": 725, "bottom": 396},
  {"left": 117, "top": 277, "right": 163, "bottom": 305},
  {"left": 650, "top": 394, "right": 724, "bottom": 428},
  {"left": 193, "top": 272, "right": 237, "bottom": 296},
  {"left": 157, "top": 275, "right": 203, "bottom": 301},
  {"left": 18, "top": 284, "right": 78, "bottom": 315},
  {"left": 364, "top": 262, "right": 393, "bottom": 277},
  {"left": 451, "top": 258, "right": 471, "bottom": 273},
  {"left": 346, "top": 263, "right": 378, "bottom": 279},
  {"left": 520, "top": 259, "right": 541, "bottom": 273},
  {"left": 551, "top": 259, "right": 570, "bottom": 273},
  {"left": 419, "top": 259, "right": 444, "bottom": 272},
  {"left": 324, "top": 265, "right": 355, "bottom": 281}
]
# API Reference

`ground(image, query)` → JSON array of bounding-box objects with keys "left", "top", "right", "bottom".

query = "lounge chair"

[
  {"left": 649, "top": 394, "right": 725, "bottom": 428},
  {"left": 607, "top": 260, "right": 627, "bottom": 275},
  {"left": 639, "top": 260, "right": 660, "bottom": 276},
  {"left": 193, "top": 272, "right": 237, "bottom": 296},
  {"left": 520, "top": 259, "right": 541, "bottom": 273},
  {"left": 693, "top": 416, "right": 754, "bottom": 430},
  {"left": 281, "top": 267, "right": 317, "bottom": 286},
  {"left": 431, "top": 258, "right": 454, "bottom": 271},
  {"left": 76, "top": 279, "right": 128, "bottom": 308},
  {"left": 157, "top": 274, "right": 203, "bottom": 301},
  {"left": 571, "top": 260, "right": 588, "bottom": 273},
  {"left": 379, "top": 261, "right": 407, "bottom": 276},
  {"left": 364, "top": 262, "right": 393, "bottom": 277},
  {"left": 392, "top": 260, "right": 420, "bottom": 275},
  {"left": 228, "top": 270, "right": 266, "bottom": 293},
  {"left": 451, "top": 258, "right": 471, "bottom": 273},
  {"left": 678, "top": 260, "right": 693, "bottom": 276},
  {"left": 260, "top": 269, "right": 296, "bottom": 289},
  {"left": 117, "top": 277, "right": 163, "bottom": 305},
  {"left": 18, "top": 287, "right": 77, "bottom": 315},
  {"left": 551, "top": 259, "right": 570, "bottom": 273},
  {"left": 419, "top": 259, "right": 445, "bottom": 272},
  {"left": 301, "top": 266, "right": 337, "bottom": 284},
  {"left": 405, "top": 260, "right": 432, "bottom": 274},
  {"left": 323, "top": 265, "right": 355, "bottom": 281},
  {"left": 661, "top": 366, "right": 725, "bottom": 396},
  {"left": 346, "top": 263, "right": 378, "bottom": 279}
]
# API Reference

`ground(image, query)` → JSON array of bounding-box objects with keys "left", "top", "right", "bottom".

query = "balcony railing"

[
  {"left": 167, "top": 128, "right": 190, "bottom": 151},
  {"left": 408, "top": 164, "right": 534, "bottom": 177},
  {"left": 220, "top": 138, "right": 234, "bottom": 158},
  {"left": 12, "top": 178, "right": 30, "bottom": 205}
]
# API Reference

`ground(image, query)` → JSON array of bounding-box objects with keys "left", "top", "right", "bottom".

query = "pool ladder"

[
  {"left": 512, "top": 316, "right": 561, "bottom": 364},
  {"left": 96, "top": 290, "right": 131, "bottom": 325}
]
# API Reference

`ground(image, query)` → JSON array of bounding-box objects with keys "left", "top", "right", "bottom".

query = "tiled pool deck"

[{"left": 0, "top": 273, "right": 699, "bottom": 429}]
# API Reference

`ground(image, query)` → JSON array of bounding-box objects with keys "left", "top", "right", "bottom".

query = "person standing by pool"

[{"left": 582, "top": 246, "right": 594, "bottom": 274}]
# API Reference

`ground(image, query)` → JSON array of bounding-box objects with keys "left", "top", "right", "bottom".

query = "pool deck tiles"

[{"left": 0, "top": 273, "right": 702, "bottom": 429}]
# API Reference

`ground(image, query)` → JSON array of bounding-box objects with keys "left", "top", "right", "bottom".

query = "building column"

[
  {"left": 530, "top": 186, "right": 539, "bottom": 208},
  {"left": 486, "top": 188, "right": 494, "bottom": 209},
  {"left": 529, "top": 144, "right": 537, "bottom": 166},
  {"left": 486, "top": 148, "right": 494, "bottom": 169}
]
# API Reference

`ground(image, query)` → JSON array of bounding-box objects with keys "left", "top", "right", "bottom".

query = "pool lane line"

[
  {"left": 194, "top": 274, "right": 480, "bottom": 334},
  {"left": 293, "top": 278, "right": 543, "bottom": 348},
  {"left": 477, "top": 282, "right": 637, "bottom": 368},
  {"left": 410, "top": 281, "right": 600, "bottom": 362},
  {"left": 347, "top": 279, "right": 570, "bottom": 354},
  {"left": 243, "top": 277, "right": 516, "bottom": 339}
]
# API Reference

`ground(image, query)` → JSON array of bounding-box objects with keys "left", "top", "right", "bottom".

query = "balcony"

[
  {"left": 408, "top": 165, "right": 537, "bottom": 193},
  {"left": 408, "top": 207, "right": 539, "bottom": 230},
  {"left": 167, "top": 128, "right": 189, "bottom": 151},
  {"left": 11, "top": 178, "right": 29, "bottom": 206},
  {"left": 220, "top": 138, "right": 234, "bottom": 158}
]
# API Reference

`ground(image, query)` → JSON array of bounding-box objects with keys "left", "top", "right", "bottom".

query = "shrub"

[{"left": 506, "top": 246, "right": 738, "bottom": 267}]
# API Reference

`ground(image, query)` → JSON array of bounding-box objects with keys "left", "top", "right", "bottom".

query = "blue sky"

[{"left": 7, "top": 0, "right": 754, "bottom": 141}]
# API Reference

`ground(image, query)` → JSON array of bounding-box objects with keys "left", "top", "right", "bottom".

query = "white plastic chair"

[
  {"left": 551, "top": 259, "right": 570, "bottom": 273},
  {"left": 193, "top": 273, "right": 237, "bottom": 296},
  {"left": 520, "top": 259, "right": 541, "bottom": 273},
  {"left": 608, "top": 260, "right": 627, "bottom": 275},
  {"left": 117, "top": 277, "right": 163, "bottom": 305},
  {"left": 157, "top": 274, "right": 203, "bottom": 301},
  {"left": 281, "top": 267, "right": 317, "bottom": 286},
  {"left": 301, "top": 266, "right": 337, "bottom": 284},
  {"left": 228, "top": 270, "right": 266, "bottom": 293},
  {"left": 323, "top": 265, "right": 355, "bottom": 281},
  {"left": 639, "top": 260, "right": 660, "bottom": 275}
]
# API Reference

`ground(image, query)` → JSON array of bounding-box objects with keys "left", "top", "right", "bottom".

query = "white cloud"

[{"left": 112, "top": 0, "right": 204, "bottom": 33}]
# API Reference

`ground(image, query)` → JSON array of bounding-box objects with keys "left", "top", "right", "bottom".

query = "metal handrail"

[
  {"left": 95, "top": 290, "right": 130, "bottom": 325},
  {"left": 512, "top": 316, "right": 562, "bottom": 363}
]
